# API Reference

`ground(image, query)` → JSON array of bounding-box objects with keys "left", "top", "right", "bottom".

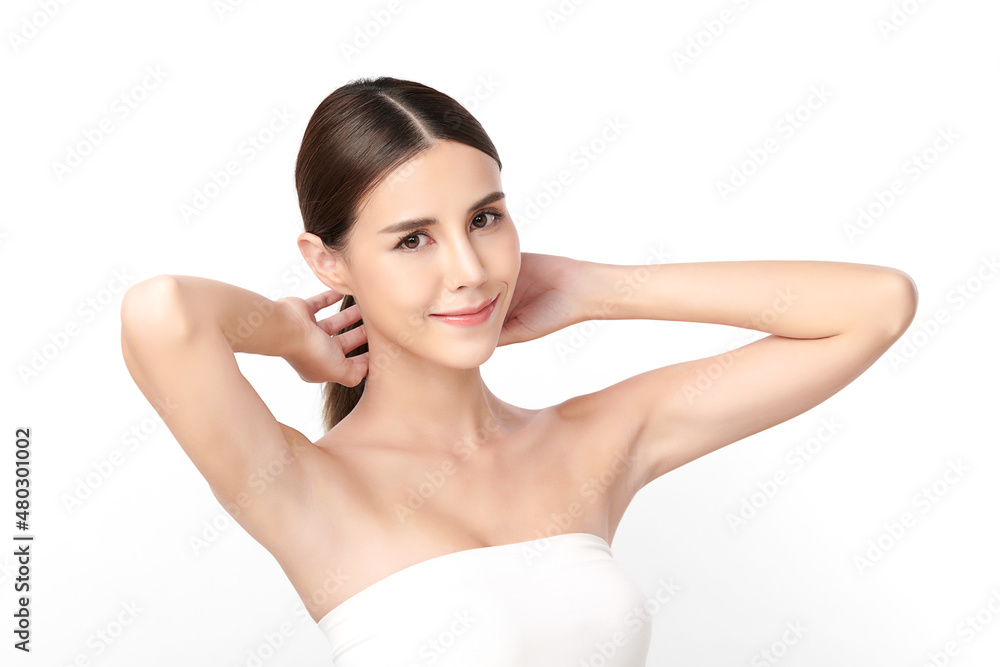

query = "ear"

[{"left": 297, "top": 232, "right": 353, "bottom": 294}]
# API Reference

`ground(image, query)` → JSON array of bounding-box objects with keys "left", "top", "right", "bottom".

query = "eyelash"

[{"left": 393, "top": 209, "right": 505, "bottom": 252}]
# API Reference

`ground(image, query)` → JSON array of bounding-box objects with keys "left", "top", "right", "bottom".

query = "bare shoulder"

[
  {"left": 547, "top": 385, "right": 643, "bottom": 460},
  {"left": 537, "top": 387, "right": 648, "bottom": 519}
]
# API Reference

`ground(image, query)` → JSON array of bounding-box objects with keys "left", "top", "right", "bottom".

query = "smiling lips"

[{"left": 429, "top": 294, "right": 499, "bottom": 327}]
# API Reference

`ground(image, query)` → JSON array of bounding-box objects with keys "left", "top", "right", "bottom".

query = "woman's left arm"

[{"left": 570, "top": 259, "right": 918, "bottom": 486}]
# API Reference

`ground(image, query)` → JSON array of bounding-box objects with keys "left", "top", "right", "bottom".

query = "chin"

[{"left": 424, "top": 336, "right": 499, "bottom": 368}]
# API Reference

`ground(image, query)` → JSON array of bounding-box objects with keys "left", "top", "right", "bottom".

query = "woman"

[{"left": 119, "top": 76, "right": 917, "bottom": 665}]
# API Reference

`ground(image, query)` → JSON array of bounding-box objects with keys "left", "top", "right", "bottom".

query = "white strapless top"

[{"left": 316, "top": 532, "right": 652, "bottom": 666}]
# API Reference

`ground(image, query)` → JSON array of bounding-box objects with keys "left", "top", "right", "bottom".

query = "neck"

[{"left": 344, "top": 345, "right": 511, "bottom": 455}]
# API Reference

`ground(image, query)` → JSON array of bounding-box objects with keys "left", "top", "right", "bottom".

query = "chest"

[
  {"left": 267, "top": 417, "right": 620, "bottom": 622},
  {"left": 316, "top": 534, "right": 653, "bottom": 666}
]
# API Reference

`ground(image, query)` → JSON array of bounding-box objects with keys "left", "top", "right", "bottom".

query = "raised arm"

[
  {"left": 565, "top": 259, "right": 917, "bottom": 491},
  {"left": 119, "top": 275, "right": 358, "bottom": 534}
]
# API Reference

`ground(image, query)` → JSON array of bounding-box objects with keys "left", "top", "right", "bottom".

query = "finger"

[
  {"left": 316, "top": 304, "right": 362, "bottom": 332},
  {"left": 315, "top": 310, "right": 357, "bottom": 336},
  {"left": 345, "top": 351, "right": 369, "bottom": 385},
  {"left": 316, "top": 317, "right": 365, "bottom": 349},
  {"left": 304, "top": 289, "right": 345, "bottom": 314},
  {"left": 314, "top": 317, "right": 336, "bottom": 336},
  {"left": 337, "top": 323, "right": 368, "bottom": 352}
]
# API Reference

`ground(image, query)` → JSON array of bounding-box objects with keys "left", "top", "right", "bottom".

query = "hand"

[
  {"left": 277, "top": 289, "right": 369, "bottom": 386},
  {"left": 498, "top": 253, "right": 590, "bottom": 347}
]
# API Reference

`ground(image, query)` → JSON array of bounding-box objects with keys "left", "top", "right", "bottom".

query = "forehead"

[{"left": 357, "top": 141, "right": 501, "bottom": 224}]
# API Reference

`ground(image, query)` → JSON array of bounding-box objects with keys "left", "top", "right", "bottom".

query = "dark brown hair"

[{"left": 295, "top": 76, "right": 502, "bottom": 432}]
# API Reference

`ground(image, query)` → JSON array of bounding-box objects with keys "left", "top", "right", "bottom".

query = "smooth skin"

[{"left": 120, "top": 141, "right": 917, "bottom": 623}]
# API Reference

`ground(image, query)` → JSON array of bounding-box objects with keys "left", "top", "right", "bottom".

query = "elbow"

[
  {"left": 120, "top": 275, "right": 193, "bottom": 343},
  {"left": 878, "top": 269, "right": 919, "bottom": 339},
  {"left": 121, "top": 274, "right": 177, "bottom": 324}
]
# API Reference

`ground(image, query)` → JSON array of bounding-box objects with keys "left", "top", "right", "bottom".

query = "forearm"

[
  {"left": 162, "top": 275, "right": 300, "bottom": 357},
  {"left": 577, "top": 260, "right": 917, "bottom": 339}
]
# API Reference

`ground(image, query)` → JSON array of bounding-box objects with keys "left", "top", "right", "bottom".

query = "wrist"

[
  {"left": 272, "top": 298, "right": 309, "bottom": 361},
  {"left": 580, "top": 261, "right": 674, "bottom": 322},
  {"left": 575, "top": 261, "right": 619, "bottom": 322}
]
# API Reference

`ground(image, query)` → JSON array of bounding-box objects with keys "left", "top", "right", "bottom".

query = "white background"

[{"left": 3, "top": 0, "right": 999, "bottom": 665}]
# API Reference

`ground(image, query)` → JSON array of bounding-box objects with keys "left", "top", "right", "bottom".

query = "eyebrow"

[{"left": 378, "top": 191, "right": 506, "bottom": 235}]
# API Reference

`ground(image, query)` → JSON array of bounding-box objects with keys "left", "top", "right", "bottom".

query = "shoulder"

[
  {"left": 538, "top": 387, "right": 648, "bottom": 508},
  {"left": 548, "top": 382, "right": 645, "bottom": 456}
]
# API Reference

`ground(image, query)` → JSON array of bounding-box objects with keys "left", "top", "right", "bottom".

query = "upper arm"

[
  {"left": 119, "top": 275, "right": 314, "bottom": 530},
  {"left": 583, "top": 273, "right": 917, "bottom": 489}
]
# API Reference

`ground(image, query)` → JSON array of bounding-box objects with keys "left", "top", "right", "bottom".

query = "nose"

[{"left": 441, "top": 230, "right": 488, "bottom": 292}]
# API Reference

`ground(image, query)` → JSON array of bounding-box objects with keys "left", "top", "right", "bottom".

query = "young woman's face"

[{"left": 342, "top": 140, "right": 520, "bottom": 369}]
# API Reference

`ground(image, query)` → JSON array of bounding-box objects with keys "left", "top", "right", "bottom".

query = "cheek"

[
  {"left": 366, "top": 268, "right": 437, "bottom": 330},
  {"left": 498, "top": 230, "right": 521, "bottom": 282}
]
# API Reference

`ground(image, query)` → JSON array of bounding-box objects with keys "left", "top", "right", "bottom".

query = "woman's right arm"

[{"left": 118, "top": 275, "right": 363, "bottom": 530}]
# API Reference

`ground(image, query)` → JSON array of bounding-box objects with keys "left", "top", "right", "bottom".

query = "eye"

[
  {"left": 393, "top": 209, "right": 505, "bottom": 252},
  {"left": 471, "top": 209, "right": 503, "bottom": 229}
]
